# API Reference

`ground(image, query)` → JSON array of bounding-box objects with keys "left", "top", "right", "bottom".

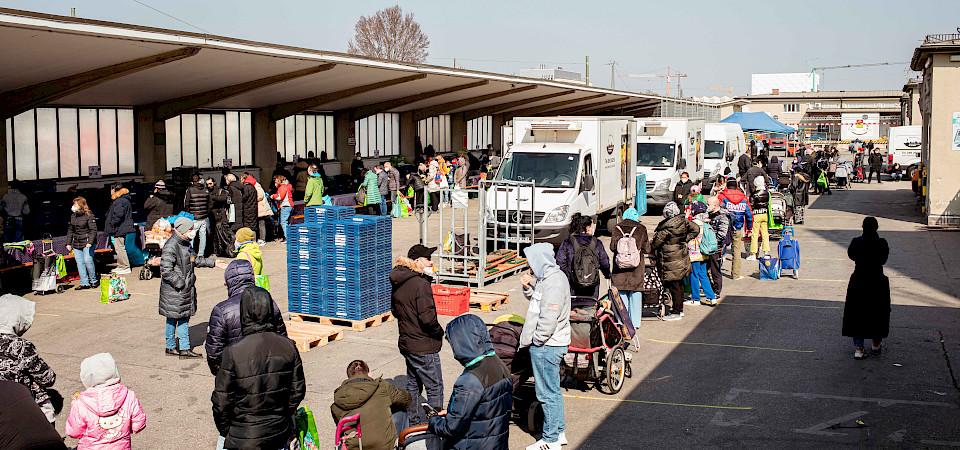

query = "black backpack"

[{"left": 569, "top": 236, "right": 601, "bottom": 288}]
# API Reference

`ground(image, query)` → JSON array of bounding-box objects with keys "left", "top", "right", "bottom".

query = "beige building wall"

[{"left": 923, "top": 53, "right": 960, "bottom": 226}]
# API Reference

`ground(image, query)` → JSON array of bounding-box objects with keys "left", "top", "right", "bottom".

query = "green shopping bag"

[
  {"left": 295, "top": 407, "right": 320, "bottom": 450},
  {"left": 391, "top": 200, "right": 405, "bottom": 218},
  {"left": 817, "top": 171, "right": 828, "bottom": 188},
  {"left": 398, "top": 194, "right": 411, "bottom": 217},
  {"left": 255, "top": 274, "right": 270, "bottom": 291},
  {"left": 99, "top": 275, "right": 130, "bottom": 303},
  {"left": 55, "top": 255, "right": 67, "bottom": 279}
]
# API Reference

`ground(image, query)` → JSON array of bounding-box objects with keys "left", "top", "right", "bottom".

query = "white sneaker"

[
  {"left": 745, "top": 255, "right": 757, "bottom": 261},
  {"left": 734, "top": 276, "right": 745, "bottom": 280},
  {"left": 683, "top": 300, "right": 698, "bottom": 305},
  {"left": 558, "top": 432, "right": 568, "bottom": 446},
  {"left": 113, "top": 268, "right": 132, "bottom": 275},
  {"left": 527, "top": 440, "right": 561, "bottom": 450},
  {"left": 257, "top": 240, "right": 266, "bottom": 246}
]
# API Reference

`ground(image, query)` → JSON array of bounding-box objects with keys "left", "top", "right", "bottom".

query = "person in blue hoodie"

[
  {"left": 428, "top": 314, "right": 512, "bottom": 450},
  {"left": 520, "top": 243, "right": 571, "bottom": 450}
]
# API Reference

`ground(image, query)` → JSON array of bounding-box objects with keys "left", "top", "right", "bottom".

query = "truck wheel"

[{"left": 907, "top": 165, "right": 918, "bottom": 181}]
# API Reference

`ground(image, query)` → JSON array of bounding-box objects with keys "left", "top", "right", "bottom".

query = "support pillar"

[
  {"left": 135, "top": 108, "right": 166, "bottom": 183},
  {"left": 0, "top": 120, "right": 7, "bottom": 192},
  {"left": 334, "top": 111, "right": 355, "bottom": 175},
  {"left": 492, "top": 114, "right": 506, "bottom": 156},
  {"left": 451, "top": 113, "right": 466, "bottom": 153},
  {"left": 399, "top": 111, "right": 416, "bottom": 162},
  {"left": 253, "top": 109, "right": 277, "bottom": 179}
]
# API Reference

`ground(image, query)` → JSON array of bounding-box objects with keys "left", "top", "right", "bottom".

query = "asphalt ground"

[{"left": 24, "top": 177, "right": 960, "bottom": 449}]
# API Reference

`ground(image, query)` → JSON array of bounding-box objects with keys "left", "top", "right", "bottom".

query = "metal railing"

[{"left": 924, "top": 33, "right": 960, "bottom": 43}]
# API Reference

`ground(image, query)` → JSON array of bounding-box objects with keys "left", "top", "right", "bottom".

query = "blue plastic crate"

[{"left": 304, "top": 205, "right": 355, "bottom": 224}]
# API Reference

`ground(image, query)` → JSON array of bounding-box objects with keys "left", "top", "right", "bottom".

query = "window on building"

[
  {"left": 355, "top": 113, "right": 400, "bottom": 158},
  {"left": 418, "top": 115, "right": 451, "bottom": 153},
  {"left": 166, "top": 111, "right": 252, "bottom": 170},
  {"left": 784, "top": 103, "right": 800, "bottom": 112},
  {"left": 5, "top": 107, "right": 135, "bottom": 181},
  {"left": 275, "top": 113, "right": 334, "bottom": 162},
  {"left": 466, "top": 116, "right": 493, "bottom": 150}
]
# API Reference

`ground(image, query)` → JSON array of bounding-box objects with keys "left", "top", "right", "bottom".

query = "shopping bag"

[
  {"left": 817, "top": 171, "right": 828, "bottom": 188},
  {"left": 227, "top": 204, "right": 236, "bottom": 223},
  {"left": 398, "top": 194, "right": 412, "bottom": 216},
  {"left": 321, "top": 195, "right": 332, "bottom": 206},
  {"left": 442, "top": 231, "right": 455, "bottom": 252},
  {"left": 451, "top": 190, "right": 469, "bottom": 209},
  {"left": 758, "top": 255, "right": 780, "bottom": 281},
  {"left": 355, "top": 187, "right": 367, "bottom": 206},
  {"left": 55, "top": 255, "right": 67, "bottom": 279},
  {"left": 295, "top": 406, "right": 320, "bottom": 450},
  {"left": 99, "top": 274, "right": 130, "bottom": 303},
  {"left": 391, "top": 200, "right": 405, "bottom": 218},
  {"left": 407, "top": 186, "right": 414, "bottom": 197},
  {"left": 255, "top": 274, "right": 270, "bottom": 291}
]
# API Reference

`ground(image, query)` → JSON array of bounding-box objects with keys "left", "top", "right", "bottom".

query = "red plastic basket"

[{"left": 432, "top": 285, "right": 471, "bottom": 316}]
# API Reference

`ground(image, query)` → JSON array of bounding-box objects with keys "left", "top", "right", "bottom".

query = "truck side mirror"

[
  {"left": 582, "top": 174, "right": 595, "bottom": 191},
  {"left": 678, "top": 159, "right": 687, "bottom": 170},
  {"left": 726, "top": 150, "right": 735, "bottom": 162}
]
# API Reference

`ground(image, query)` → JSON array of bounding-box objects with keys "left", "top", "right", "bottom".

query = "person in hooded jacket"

[
  {"left": 66, "top": 197, "right": 99, "bottom": 290},
  {"left": 246, "top": 174, "right": 273, "bottom": 245},
  {"left": 205, "top": 259, "right": 286, "bottom": 375},
  {"left": 429, "top": 314, "right": 512, "bottom": 450},
  {"left": 160, "top": 217, "right": 225, "bottom": 359},
  {"left": 718, "top": 180, "right": 752, "bottom": 280},
  {"left": 240, "top": 174, "right": 259, "bottom": 232},
  {"left": 212, "top": 287, "right": 306, "bottom": 450},
  {"left": 672, "top": 172, "right": 694, "bottom": 206},
  {"left": 144, "top": 180, "right": 174, "bottom": 230},
  {"left": 331, "top": 360, "right": 412, "bottom": 450},
  {"left": 0, "top": 380, "right": 66, "bottom": 450},
  {"left": 233, "top": 227, "right": 264, "bottom": 276},
  {"left": 651, "top": 202, "right": 700, "bottom": 321},
  {"left": 747, "top": 177, "right": 770, "bottom": 260},
  {"left": 520, "top": 243, "right": 571, "bottom": 450},
  {"left": 842, "top": 217, "right": 891, "bottom": 360},
  {"left": 105, "top": 183, "right": 136, "bottom": 275},
  {"left": 0, "top": 295, "right": 58, "bottom": 425},
  {"left": 610, "top": 207, "right": 650, "bottom": 327},
  {"left": 391, "top": 244, "right": 445, "bottom": 427},
  {"left": 744, "top": 159, "right": 768, "bottom": 195},
  {"left": 65, "top": 353, "right": 146, "bottom": 449},
  {"left": 556, "top": 213, "right": 610, "bottom": 299}
]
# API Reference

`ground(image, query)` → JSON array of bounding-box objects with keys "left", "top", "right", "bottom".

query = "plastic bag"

[
  {"left": 759, "top": 255, "right": 780, "bottom": 280},
  {"left": 255, "top": 274, "right": 270, "bottom": 291},
  {"left": 295, "top": 407, "right": 320, "bottom": 450},
  {"left": 816, "top": 171, "right": 828, "bottom": 188},
  {"left": 55, "top": 255, "right": 67, "bottom": 279},
  {"left": 99, "top": 275, "right": 130, "bottom": 303},
  {"left": 321, "top": 195, "right": 333, "bottom": 206}
]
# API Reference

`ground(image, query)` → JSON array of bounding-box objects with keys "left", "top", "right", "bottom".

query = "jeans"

[
  {"left": 688, "top": 261, "right": 716, "bottom": 302},
  {"left": 73, "top": 246, "right": 97, "bottom": 286},
  {"left": 112, "top": 236, "right": 130, "bottom": 271},
  {"left": 619, "top": 290, "right": 644, "bottom": 328},
  {"left": 380, "top": 195, "right": 389, "bottom": 215},
  {"left": 731, "top": 228, "right": 744, "bottom": 278},
  {"left": 279, "top": 206, "right": 292, "bottom": 239},
  {"left": 750, "top": 214, "right": 770, "bottom": 255},
  {"left": 530, "top": 345, "right": 566, "bottom": 443},
  {"left": 165, "top": 318, "right": 190, "bottom": 350},
  {"left": 194, "top": 218, "right": 209, "bottom": 256},
  {"left": 853, "top": 338, "right": 882, "bottom": 348},
  {"left": 3, "top": 217, "right": 23, "bottom": 242},
  {"left": 401, "top": 350, "right": 444, "bottom": 425}
]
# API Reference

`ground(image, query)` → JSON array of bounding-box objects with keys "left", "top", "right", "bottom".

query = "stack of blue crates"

[{"left": 287, "top": 205, "right": 393, "bottom": 320}]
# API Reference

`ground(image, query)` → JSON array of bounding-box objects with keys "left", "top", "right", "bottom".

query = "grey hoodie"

[{"left": 520, "top": 243, "right": 571, "bottom": 347}]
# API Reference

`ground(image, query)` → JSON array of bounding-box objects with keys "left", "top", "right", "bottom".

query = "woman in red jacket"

[{"left": 270, "top": 175, "right": 294, "bottom": 242}]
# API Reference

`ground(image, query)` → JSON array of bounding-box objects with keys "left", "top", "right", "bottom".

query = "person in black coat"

[
  {"left": 867, "top": 150, "right": 884, "bottom": 184},
  {"left": 672, "top": 172, "right": 695, "bottom": 206},
  {"left": 144, "top": 180, "right": 174, "bottom": 230},
  {"left": 737, "top": 152, "right": 752, "bottom": 180},
  {"left": 240, "top": 174, "right": 258, "bottom": 232},
  {"left": 744, "top": 160, "right": 768, "bottom": 195},
  {"left": 351, "top": 152, "right": 365, "bottom": 186},
  {"left": 224, "top": 174, "right": 245, "bottom": 233},
  {"left": 766, "top": 156, "right": 781, "bottom": 189},
  {"left": 204, "top": 260, "right": 286, "bottom": 375},
  {"left": 651, "top": 202, "right": 699, "bottom": 321},
  {"left": 66, "top": 197, "right": 99, "bottom": 290},
  {"left": 184, "top": 174, "right": 213, "bottom": 256},
  {"left": 0, "top": 381, "right": 67, "bottom": 450},
  {"left": 105, "top": 183, "right": 136, "bottom": 275},
  {"left": 212, "top": 287, "right": 306, "bottom": 450},
  {"left": 556, "top": 213, "right": 611, "bottom": 299},
  {"left": 842, "top": 217, "right": 890, "bottom": 360}
]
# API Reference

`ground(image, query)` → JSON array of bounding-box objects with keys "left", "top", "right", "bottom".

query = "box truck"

[
  {"left": 704, "top": 123, "right": 746, "bottom": 184},
  {"left": 886, "top": 126, "right": 921, "bottom": 179},
  {"left": 489, "top": 116, "right": 637, "bottom": 243},
  {"left": 636, "top": 118, "right": 705, "bottom": 206}
]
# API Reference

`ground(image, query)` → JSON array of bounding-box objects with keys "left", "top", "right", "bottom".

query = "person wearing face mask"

[
  {"left": 159, "top": 217, "right": 227, "bottom": 359},
  {"left": 233, "top": 228, "right": 263, "bottom": 276},
  {"left": 672, "top": 172, "right": 694, "bottom": 206},
  {"left": 65, "top": 197, "right": 99, "bottom": 290},
  {"left": 389, "top": 244, "right": 445, "bottom": 427}
]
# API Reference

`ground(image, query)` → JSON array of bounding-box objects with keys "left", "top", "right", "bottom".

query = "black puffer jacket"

[
  {"left": 104, "top": 189, "right": 136, "bottom": 237},
  {"left": 209, "top": 187, "right": 229, "bottom": 224},
  {"left": 390, "top": 257, "right": 444, "bottom": 354},
  {"left": 241, "top": 181, "right": 258, "bottom": 229},
  {"left": 651, "top": 216, "right": 699, "bottom": 281},
  {"left": 212, "top": 287, "right": 306, "bottom": 450},
  {"left": 66, "top": 212, "right": 97, "bottom": 249},
  {"left": 227, "top": 183, "right": 244, "bottom": 231},
  {"left": 205, "top": 260, "right": 286, "bottom": 375},
  {"left": 184, "top": 184, "right": 211, "bottom": 221},
  {"left": 0, "top": 381, "right": 67, "bottom": 450},
  {"left": 751, "top": 190, "right": 769, "bottom": 216},
  {"left": 144, "top": 189, "right": 174, "bottom": 229},
  {"left": 158, "top": 233, "right": 215, "bottom": 319}
]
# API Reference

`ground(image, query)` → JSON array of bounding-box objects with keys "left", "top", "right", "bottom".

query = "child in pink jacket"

[{"left": 66, "top": 353, "right": 146, "bottom": 449}]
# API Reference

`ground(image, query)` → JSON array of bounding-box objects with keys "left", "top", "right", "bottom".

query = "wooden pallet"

[
  {"left": 470, "top": 290, "right": 510, "bottom": 312},
  {"left": 289, "top": 312, "right": 394, "bottom": 332},
  {"left": 285, "top": 319, "right": 344, "bottom": 352}
]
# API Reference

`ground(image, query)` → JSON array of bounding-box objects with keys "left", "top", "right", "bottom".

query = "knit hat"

[
  {"left": 690, "top": 184, "right": 701, "bottom": 193},
  {"left": 80, "top": 353, "right": 120, "bottom": 389},
  {"left": 173, "top": 217, "right": 194, "bottom": 234},
  {"left": 235, "top": 227, "right": 255, "bottom": 244},
  {"left": 663, "top": 202, "right": 681, "bottom": 219},
  {"left": 155, "top": 180, "right": 166, "bottom": 189},
  {"left": 690, "top": 201, "right": 708, "bottom": 216}
]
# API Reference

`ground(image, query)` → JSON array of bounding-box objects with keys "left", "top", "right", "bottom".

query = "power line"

[
  {"left": 130, "top": 0, "right": 211, "bottom": 34},
  {"left": 429, "top": 57, "right": 583, "bottom": 65}
]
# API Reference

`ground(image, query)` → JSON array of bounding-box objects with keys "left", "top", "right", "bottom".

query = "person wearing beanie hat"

[
  {"left": 685, "top": 184, "right": 705, "bottom": 209},
  {"left": 234, "top": 227, "right": 263, "bottom": 276},
  {"left": 144, "top": 179, "right": 174, "bottom": 230},
  {"left": 66, "top": 353, "right": 146, "bottom": 449},
  {"left": 652, "top": 201, "right": 700, "bottom": 321},
  {"left": 160, "top": 216, "right": 226, "bottom": 359}
]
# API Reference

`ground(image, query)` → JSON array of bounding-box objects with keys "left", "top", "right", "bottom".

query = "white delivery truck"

[
  {"left": 636, "top": 118, "right": 705, "bottom": 206},
  {"left": 489, "top": 116, "right": 637, "bottom": 243},
  {"left": 886, "top": 126, "right": 922, "bottom": 179},
  {"left": 704, "top": 123, "right": 746, "bottom": 183}
]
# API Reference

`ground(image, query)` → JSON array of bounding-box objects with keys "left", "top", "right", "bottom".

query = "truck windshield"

[
  {"left": 637, "top": 143, "right": 675, "bottom": 167},
  {"left": 494, "top": 152, "right": 579, "bottom": 188},
  {"left": 705, "top": 140, "right": 724, "bottom": 159}
]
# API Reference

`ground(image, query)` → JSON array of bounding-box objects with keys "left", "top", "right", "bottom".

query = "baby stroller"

[
  {"left": 140, "top": 219, "right": 173, "bottom": 280},
  {"left": 561, "top": 296, "right": 632, "bottom": 394},
  {"left": 835, "top": 161, "right": 851, "bottom": 189},
  {"left": 768, "top": 190, "right": 787, "bottom": 240},
  {"left": 488, "top": 314, "right": 541, "bottom": 434},
  {"left": 31, "top": 236, "right": 64, "bottom": 295},
  {"left": 640, "top": 254, "right": 669, "bottom": 320}
]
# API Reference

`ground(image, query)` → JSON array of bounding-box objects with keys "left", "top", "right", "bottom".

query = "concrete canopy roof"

[{"left": 0, "top": 8, "right": 689, "bottom": 121}]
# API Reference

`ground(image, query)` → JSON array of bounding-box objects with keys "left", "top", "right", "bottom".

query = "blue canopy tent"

[{"left": 720, "top": 112, "right": 797, "bottom": 135}]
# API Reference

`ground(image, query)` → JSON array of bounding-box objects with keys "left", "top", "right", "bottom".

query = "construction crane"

[
  {"left": 619, "top": 66, "right": 687, "bottom": 97},
  {"left": 707, "top": 86, "right": 734, "bottom": 96},
  {"left": 809, "top": 61, "right": 909, "bottom": 92}
]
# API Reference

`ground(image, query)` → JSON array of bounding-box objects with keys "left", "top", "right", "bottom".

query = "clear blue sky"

[{"left": 2, "top": 0, "right": 956, "bottom": 96}]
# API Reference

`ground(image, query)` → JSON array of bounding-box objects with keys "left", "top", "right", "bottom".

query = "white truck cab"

[
  {"left": 887, "top": 126, "right": 921, "bottom": 179},
  {"left": 636, "top": 118, "right": 706, "bottom": 206},
  {"left": 704, "top": 123, "right": 746, "bottom": 184},
  {"left": 489, "top": 116, "right": 637, "bottom": 243}
]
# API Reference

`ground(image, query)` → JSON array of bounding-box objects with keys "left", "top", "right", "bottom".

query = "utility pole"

[
  {"left": 70, "top": 7, "right": 75, "bottom": 17},
  {"left": 585, "top": 56, "right": 590, "bottom": 86},
  {"left": 606, "top": 61, "right": 616, "bottom": 90}
]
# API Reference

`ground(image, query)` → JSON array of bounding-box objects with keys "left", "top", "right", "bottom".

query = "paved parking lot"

[{"left": 24, "top": 180, "right": 960, "bottom": 449}]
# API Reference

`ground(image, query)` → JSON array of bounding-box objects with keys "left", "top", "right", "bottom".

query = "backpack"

[
  {"left": 699, "top": 221, "right": 718, "bottom": 255},
  {"left": 614, "top": 226, "right": 642, "bottom": 269},
  {"left": 570, "top": 236, "right": 601, "bottom": 288}
]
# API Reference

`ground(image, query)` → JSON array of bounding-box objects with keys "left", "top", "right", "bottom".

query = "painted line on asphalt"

[
  {"left": 35, "top": 313, "right": 59, "bottom": 316},
  {"left": 648, "top": 339, "right": 814, "bottom": 353},
  {"left": 719, "top": 303, "right": 839, "bottom": 309},
  {"left": 563, "top": 394, "right": 754, "bottom": 410},
  {"left": 802, "top": 257, "right": 849, "bottom": 261},
  {"left": 797, "top": 278, "right": 847, "bottom": 283}
]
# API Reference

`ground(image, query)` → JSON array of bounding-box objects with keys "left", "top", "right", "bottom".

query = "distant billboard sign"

[{"left": 841, "top": 113, "right": 880, "bottom": 140}]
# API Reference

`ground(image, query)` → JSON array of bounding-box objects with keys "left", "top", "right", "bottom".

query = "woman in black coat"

[
  {"left": 651, "top": 202, "right": 699, "bottom": 321},
  {"left": 144, "top": 180, "right": 174, "bottom": 229},
  {"left": 66, "top": 196, "right": 98, "bottom": 289},
  {"left": 842, "top": 217, "right": 890, "bottom": 359}
]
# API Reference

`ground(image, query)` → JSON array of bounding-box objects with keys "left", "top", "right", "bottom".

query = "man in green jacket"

[
  {"left": 303, "top": 164, "right": 325, "bottom": 206},
  {"left": 331, "top": 360, "right": 412, "bottom": 450}
]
